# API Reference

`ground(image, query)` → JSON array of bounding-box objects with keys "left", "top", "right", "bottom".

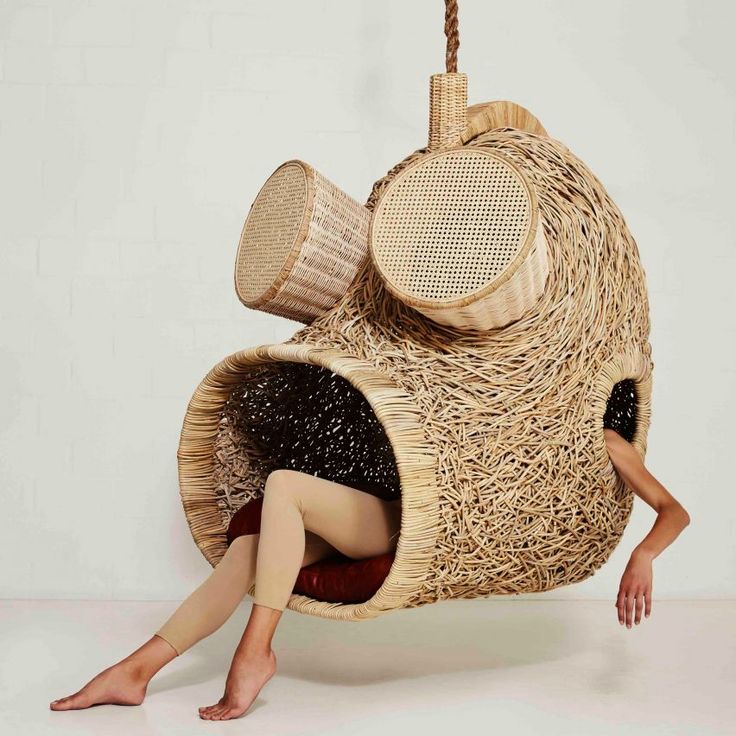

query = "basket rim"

[
  {"left": 461, "top": 100, "right": 549, "bottom": 143},
  {"left": 368, "top": 146, "right": 541, "bottom": 310},
  {"left": 591, "top": 348, "right": 654, "bottom": 467},
  {"left": 177, "top": 342, "right": 440, "bottom": 621}
]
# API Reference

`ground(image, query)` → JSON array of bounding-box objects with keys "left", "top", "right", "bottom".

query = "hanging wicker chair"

[{"left": 176, "top": 1, "right": 653, "bottom": 621}]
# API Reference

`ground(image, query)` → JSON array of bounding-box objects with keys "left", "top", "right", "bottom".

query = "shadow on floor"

[{"left": 147, "top": 597, "right": 581, "bottom": 694}]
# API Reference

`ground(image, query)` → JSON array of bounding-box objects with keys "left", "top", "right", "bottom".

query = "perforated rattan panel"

[
  {"left": 370, "top": 149, "right": 535, "bottom": 303},
  {"left": 236, "top": 162, "right": 309, "bottom": 304}
]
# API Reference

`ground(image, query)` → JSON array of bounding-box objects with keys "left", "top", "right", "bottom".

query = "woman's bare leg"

[
  {"left": 198, "top": 469, "right": 401, "bottom": 721},
  {"left": 49, "top": 529, "right": 336, "bottom": 711}
]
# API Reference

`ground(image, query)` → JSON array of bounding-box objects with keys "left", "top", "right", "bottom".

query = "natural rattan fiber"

[
  {"left": 369, "top": 147, "right": 549, "bottom": 330},
  {"left": 464, "top": 101, "right": 549, "bottom": 141},
  {"left": 429, "top": 73, "right": 468, "bottom": 150},
  {"left": 234, "top": 160, "right": 370, "bottom": 324},
  {"left": 177, "top": 123, "right": 653, "bottom": 620}
]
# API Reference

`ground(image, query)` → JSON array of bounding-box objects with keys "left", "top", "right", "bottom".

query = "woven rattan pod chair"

[{"left": 177, "top": 2, "right": 653, "bottom": 621}]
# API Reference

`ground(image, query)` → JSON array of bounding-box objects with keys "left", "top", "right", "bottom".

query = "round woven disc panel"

[
  {"left": 236, "top": 162, "right": 309, "bottom": 304},
  {"left": 370, "top": 149, "right": 535, "bottom": 303}
]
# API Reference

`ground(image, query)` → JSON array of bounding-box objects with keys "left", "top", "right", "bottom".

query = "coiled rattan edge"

[
  {"left": 592, "top": 349, "right": 653, "bottom": 476},
  {"left": 177, "top": 342, "right": 440, "bottom": 621}
]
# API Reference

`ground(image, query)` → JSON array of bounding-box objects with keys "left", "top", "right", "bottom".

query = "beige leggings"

[{"left": 155, "top": 469, "right": 401, "bottom": 655}]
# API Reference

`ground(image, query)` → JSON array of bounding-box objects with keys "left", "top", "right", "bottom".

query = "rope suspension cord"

[
  {"left": 428, "top": 0, "right": 465, "bottom": 150},
  {"left": 444, "top": 0, "right": 460, "bottom": 73}
]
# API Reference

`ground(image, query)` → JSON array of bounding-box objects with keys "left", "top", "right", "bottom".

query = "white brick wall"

[{"left": 1, "top": 0, "right": 734, "bottom": 600}]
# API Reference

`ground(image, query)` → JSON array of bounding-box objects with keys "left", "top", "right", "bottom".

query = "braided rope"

[{"left": 444, "top": 0, "right": 459, "bottom": 72}]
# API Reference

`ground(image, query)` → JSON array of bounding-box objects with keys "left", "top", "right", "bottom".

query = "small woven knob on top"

[{"left": 428, "top": 72, "right": 468, "bottom": 151}]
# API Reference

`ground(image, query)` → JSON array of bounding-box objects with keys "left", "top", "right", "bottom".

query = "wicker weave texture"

[
  {"left": 463, "top": 101, "right": 548, "bottom": 142},
  {"left": 370, "top": 147, "right": 549, "bottom": 329},
  {"left": 417, "top": 217, "right": 549, "bottom": 330},
  {"left": 234, "top": 160, "right": 370, "bottom": 324},
  {"left": 428, "top": 72, "right": 467, "bottom": 150},
  {"left": 285, "top": 128, "right": 653, "bottom": 609},
  {"left": 178, "top": 126, "right": 653, "bottom": 620}
]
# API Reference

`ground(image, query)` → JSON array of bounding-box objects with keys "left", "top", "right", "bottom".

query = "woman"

[{"left": 49, "top": 425, "right": 690, "bottom": 721}]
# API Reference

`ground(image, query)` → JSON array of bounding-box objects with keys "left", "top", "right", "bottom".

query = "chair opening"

[
  {"left": 212, "top": 361, "right": 402, "bottom": 604},
  {"left": 602, "top": 378, "right": 638, "bottom": 443}
]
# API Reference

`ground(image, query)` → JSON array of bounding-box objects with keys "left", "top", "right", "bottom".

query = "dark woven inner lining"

[
  {"left": 602, "top": 378, "right": 638, "bottom": 442},
  {"left": 224, "top": 363, "right": 401, "bottom": 501}
]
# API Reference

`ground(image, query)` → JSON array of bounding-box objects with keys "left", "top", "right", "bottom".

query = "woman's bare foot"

[
  {"left": 199, "top": 648, "right": 277, "bottom": 720},
  {"left": 49, "top": 634, "right": 177, "bottom": 711},
  {"left": 49, "top": 659, "right": 147, "bottom": 711}
]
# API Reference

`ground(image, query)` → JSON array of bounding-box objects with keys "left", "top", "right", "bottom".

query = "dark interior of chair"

[
  {"left": 226, "top": 362, "right": 401, "bottom": 500},
  {"left": 217, "top": 362, "right": 401, "bottom": 604},
  {"left": 603, "top": 378, "right": 638, "bottom": 442}
]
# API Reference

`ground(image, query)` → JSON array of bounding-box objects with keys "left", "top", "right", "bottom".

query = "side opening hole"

[{"left": 603, "top": 378, "right": 638, "bottom": 442}]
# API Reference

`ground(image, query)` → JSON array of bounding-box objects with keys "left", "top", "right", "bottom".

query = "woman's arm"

[{"left": 603, "top": 428, "right": 691, "bottom": 629}]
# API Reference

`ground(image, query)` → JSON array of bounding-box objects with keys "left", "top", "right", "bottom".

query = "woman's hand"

[
  {"left": 604, "top": 430, "right": 690, "bottom": 629},
  {"left": 615, "top": 548, "right": 653, "bottom": 628}
]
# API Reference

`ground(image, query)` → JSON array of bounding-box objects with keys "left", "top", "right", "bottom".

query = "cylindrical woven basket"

[
  {"left": 178, "top": 126, "right": 654, "bottom": 621},
  {"left": 234, "top": 159, "right": 371, "bottom": 324},
  {"left": 369, "top": 147, "right": 550, "bottom": 331}
]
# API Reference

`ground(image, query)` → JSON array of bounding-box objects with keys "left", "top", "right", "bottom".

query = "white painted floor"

[{"left": 0, "top": 599, "right": 733, "bottom": 735}]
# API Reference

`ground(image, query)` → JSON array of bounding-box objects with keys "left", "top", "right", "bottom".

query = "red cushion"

[{"left": 226, "top": 497, "right": 395, "bottom": 604}]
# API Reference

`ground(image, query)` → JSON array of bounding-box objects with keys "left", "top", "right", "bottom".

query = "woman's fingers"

[
  {"left": 616, "top": 588, "right": 626, "bottom": 625},
  {"left": 634, "top": 591, "right": 645, "bottom": 625},
  {"left": 616, "top": 588, "right": 652, "bottom": 627},
  {"left": 618, "top": 590, "right": 635, "bottom": 628}
]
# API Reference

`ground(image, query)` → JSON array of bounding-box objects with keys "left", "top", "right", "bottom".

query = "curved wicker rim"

[
  {"left": 591, "top": 349, "right": 653, "bottom": 471},
  {"left": 368, "top": 147, "right": 541, "bottom": 309},
  {"left": 461, "top": 100, "right": 549, "bottom": 142},
  {"left": 177, "top": 342, "right": 440, "bottom": 621}
]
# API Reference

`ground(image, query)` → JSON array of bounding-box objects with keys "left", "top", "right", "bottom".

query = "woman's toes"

[
  {"left": 200, "top": 701, "right": 222, "bottom": 713},
  {"left": 50, "top": 694, "right": 83, "bottom": 710}
]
